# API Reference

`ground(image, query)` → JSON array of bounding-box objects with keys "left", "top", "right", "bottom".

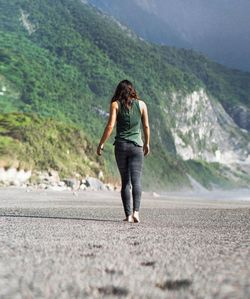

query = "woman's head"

[{"left": 111, "top": 80, "right": 138, "bottom": 103}]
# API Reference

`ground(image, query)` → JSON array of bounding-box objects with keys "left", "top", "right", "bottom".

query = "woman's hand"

[
  {"left": 143, "top": 144, "right": 150, "bottom": 156},
  {"left": 97, "top": 144, "right": 104, "bottom": 156}
]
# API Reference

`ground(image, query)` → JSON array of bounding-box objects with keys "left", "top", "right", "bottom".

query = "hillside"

[
  {"left": 0, "top": 0, "right": 249, "bottom": 190},
  {"left": 0, "top": 112, "right": 103, "bottom": 178},
  {"left": 89, "top": 0, "right": 250, "bottom": 72}
]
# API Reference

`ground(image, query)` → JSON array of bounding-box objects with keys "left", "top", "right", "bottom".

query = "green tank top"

[{"left": 114, "top": 99, "right": 143, "bottom": 146}]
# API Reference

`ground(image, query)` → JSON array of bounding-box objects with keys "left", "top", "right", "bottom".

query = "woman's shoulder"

[
  {"left": 111, "top": 100, "right": 119, "bottom": 109},
  {"left": 137, "top": 99, "right": 147, "bottom": 110},
  {"left": 138, "top": 99, "right": 146, "bottom": 104}
]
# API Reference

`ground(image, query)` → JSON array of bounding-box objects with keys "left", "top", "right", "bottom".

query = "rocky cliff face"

[{"left": 165, "top": 89, "right": 250, "bottom": 165}]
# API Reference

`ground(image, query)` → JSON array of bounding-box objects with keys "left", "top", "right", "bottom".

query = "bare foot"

[
  {"left": 133, "top": 211, "right": 140, "bottom": 223},
  {"left": 123, "top": 215, "right": 133, "bottom": 223}
]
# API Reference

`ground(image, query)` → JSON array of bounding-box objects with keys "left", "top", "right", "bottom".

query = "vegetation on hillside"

[
  {"left": 0, "top": 112, "right": 104, "bottom": 178},
  {"left": 159, "top": 46, "right": 250, "bottom": 108}
]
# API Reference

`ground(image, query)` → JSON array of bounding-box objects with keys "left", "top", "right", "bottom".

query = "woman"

[{"left": 97, "top": 80, "right": 150, "bottom": 223}]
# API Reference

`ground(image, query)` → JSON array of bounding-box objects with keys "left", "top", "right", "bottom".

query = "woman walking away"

[{"left": 97, "top": 80, "right": 150, "bottom": 223}]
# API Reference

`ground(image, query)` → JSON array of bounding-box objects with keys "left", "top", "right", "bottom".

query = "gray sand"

[{"left": 0, "top": 188, "right": 249, "bottom": 299}]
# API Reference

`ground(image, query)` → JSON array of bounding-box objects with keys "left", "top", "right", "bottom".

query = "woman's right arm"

[
  {"left": 97, "top": 101, "right": 118, "bottom": 156},
  {"left": 141, "top": 101, "right": 150, "bottom": 156}
]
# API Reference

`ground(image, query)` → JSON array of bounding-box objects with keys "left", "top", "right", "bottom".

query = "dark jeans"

[{"left": 114, "top": 141, "right": 144, "bottom": 217}]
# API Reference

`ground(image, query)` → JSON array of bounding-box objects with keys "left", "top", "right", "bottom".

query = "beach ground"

[{"left": 0, "top": 188, "right": 249, "bottom": 298}]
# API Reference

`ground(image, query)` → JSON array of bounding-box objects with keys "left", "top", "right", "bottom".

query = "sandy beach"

[{"left": 0, "top": 188, "right": 249, "bottom": 298}]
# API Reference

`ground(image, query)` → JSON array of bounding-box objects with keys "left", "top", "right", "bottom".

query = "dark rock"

[
  {"left": 84, "top": 177, "right": 106, "bottom": 191},
  {"left": 226, "top": 104, "right": 250, "bottom": 132},
  {"left": 156, "top": 279, "right": 192, "bottom": 290},
  {"left": 141, "top": 261, "right": 156, "bottom": 267},
  {"left": 63, "top": 178, "right": 80, "bottom": 190},
  {"left": 97, "top": 286, "right": 128, "bottom": 296}
]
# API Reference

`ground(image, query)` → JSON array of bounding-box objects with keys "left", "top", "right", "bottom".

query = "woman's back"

[{"left": 115, "top": 99, "right": 143, "bottom": 147}]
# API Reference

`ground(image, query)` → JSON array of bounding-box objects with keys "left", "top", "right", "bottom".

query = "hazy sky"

[{"left": 136, "top": 0, "right": 250, "bottom": 43}]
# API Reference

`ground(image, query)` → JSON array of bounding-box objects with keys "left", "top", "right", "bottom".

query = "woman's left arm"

[
  {"left": 97, "top": 101, "right": 118, "bottom": 156},
  {"left": 141, "top": 101, "right": 150, "bottom": 156}
]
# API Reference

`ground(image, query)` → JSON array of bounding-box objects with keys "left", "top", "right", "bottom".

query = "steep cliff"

[{"left": 166, "top": 89, "right": 250, "bottom": 164}]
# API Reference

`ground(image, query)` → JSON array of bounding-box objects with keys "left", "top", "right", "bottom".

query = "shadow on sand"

[{"left": 0, "top": 214, "right": 120, "bottom": 223}]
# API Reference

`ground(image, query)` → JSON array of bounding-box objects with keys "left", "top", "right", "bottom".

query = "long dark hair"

[{"left": 111, "top": 80, "right": 138, "bottom": 103}]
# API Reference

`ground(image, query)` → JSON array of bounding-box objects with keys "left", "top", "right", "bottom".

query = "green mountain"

[
  {"left": 89, "top": 0, "right": 250, "bottom": 72},
  {"left": 0, "top": 0, "right": 249, "bottom": 190}
]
